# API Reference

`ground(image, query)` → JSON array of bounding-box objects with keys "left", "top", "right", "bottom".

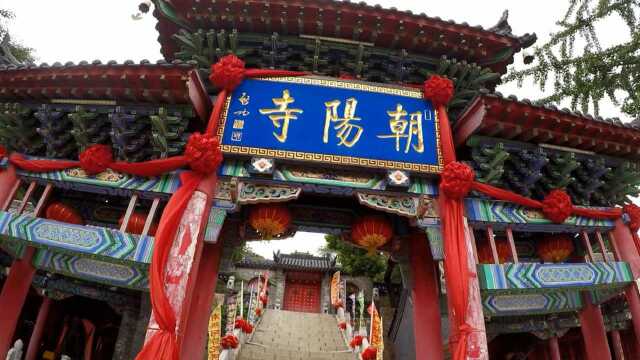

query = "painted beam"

[
  {"left": 478, "top": 262, "right": 633, "bottom": 293},
  {"left": 482, "top": 292, "right": 583, "bottom": 317},
  {"left": 0, "top": 211, "right": 154, "bottom": 265},
  {"left": 16, "top": 165, "right": 181, "bottom": 199},
  {"left": 465, "top": 198, "right": 615, "bottom": 231},
  {"left": 32, "top": 249, "right": 148, "bottom": 290}
]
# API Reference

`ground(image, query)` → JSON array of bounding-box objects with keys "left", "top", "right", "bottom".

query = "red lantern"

[
  {"left": 351, "top": 216, "right": 393, "bottom": 254},
  {"left": 255, "top": 308, "right": 262, "bottom": 317},
  {"left": 118, "top": 211, "right": 157, "bottom": 236},
  {"left": 338, "top": 321, "right": 347, "bottom": 330},
  {"left": 248, "top": 204, "right": 292, "bottom": 239},
  {"left": 537, "top": 234, "right": 575, "bottom": 263},
  {"left": 45, "top": 202, "right": 83, "bottom": 225},
  {"left": 477, "top": 237, "right": 511, "bottom": 264}
]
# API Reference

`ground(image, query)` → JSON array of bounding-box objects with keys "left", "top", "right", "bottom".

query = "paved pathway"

[{"left": 238, "top": 310, "right": 354, "bottom": 360}]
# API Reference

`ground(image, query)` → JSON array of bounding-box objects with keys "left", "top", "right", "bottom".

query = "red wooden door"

[{"left": 283, "top": 272, "right": 322, "bottom": 313}]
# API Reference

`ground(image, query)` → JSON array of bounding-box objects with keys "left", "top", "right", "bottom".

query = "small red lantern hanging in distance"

[
  {"left": 350, "top": 216, "right": 393, "bottom": 254},
  {"left": 477, "top": 237, "right": 511, "bottom": 264},
  {"left": 119, "top": 211, "right": 158, "bottom": 236},
  {"left": 537, "top": 234, "right": 575, "bottom": 263},
  {"left": 45, "top": 202, "right": 84, "bottom": 225},
  {"left": 248, "top": 204, "right": 292, "bottom": 240}
]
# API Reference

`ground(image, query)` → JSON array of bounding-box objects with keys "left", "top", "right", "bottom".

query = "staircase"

[{"left": 238, "top": 310, "right": 354, "bottom": 360}]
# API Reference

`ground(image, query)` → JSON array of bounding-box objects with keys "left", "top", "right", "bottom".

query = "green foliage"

[
  {"left": 506, "top": 0, "right": 640, "bottom": 118},
  {"left": 232, "top": 243, "right": 265, "bottom": 263},
  {"left": 323, "top": 234, "right": 387, "bottom": 283},
  {"left": 0, "top": 8, "right": 35, "bottom": 63}
]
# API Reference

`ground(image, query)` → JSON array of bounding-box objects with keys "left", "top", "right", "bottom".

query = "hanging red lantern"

[
  {"left": 45, "top": 202, "right": 83, "bottom": 225},
  {"left": 351, "top": 216, "right": 393, "bottom": 254},
  {"left": 477, "top": 237, "right": 511, "bottom": 264},
  {"left": 248, "top": 204, "right": 292, "bottom": 240},
  {"left": 537, "top": 234, "right": 575, "bottom": 263},
  {"left": 118, "top": 211, "right": 157, "bottom": 236}
]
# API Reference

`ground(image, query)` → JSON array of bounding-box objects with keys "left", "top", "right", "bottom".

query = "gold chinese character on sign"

[
  {"left": 234, "top": 109, "right": 250, "bottom": 116},
  {"left": 232, "top": 119, "right": 245, "bottom": 129},
  {"left": 239, "top": 92, "right": 250, "bottom": 105},
  {"left": 377, "top": 104, "right": 424, "bottom": 153},
  {"left": 323, "top": 98, "right": 363, "bottom": 147},
  {"left": 259, "top": 89, "right": 303, "bottom": 143}
]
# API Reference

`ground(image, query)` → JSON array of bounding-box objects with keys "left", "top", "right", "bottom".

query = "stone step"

[
  {"left": 238, "top": 310, "right": 352, "bottom": 360},
  {"left": 239, "top": 344, "right": 354, "bottom": 360}
]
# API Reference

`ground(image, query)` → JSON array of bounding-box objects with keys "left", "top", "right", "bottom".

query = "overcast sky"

[{"left": 2, "top": 0, "right": 632, "bottom": 258}]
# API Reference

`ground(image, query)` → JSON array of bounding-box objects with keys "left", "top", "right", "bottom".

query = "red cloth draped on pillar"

[
  {"left": 424, "top": 75, "right": 486, "bottom": 359},
  {"left": 0, "top": 54, "right": 306, "bottom": 360}
]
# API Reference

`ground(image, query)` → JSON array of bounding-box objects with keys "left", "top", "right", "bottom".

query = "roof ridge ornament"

[{"left": 487, "top": 10, "right": 512, "bottom": 36}]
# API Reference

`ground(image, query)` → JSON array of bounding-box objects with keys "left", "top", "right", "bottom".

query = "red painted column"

[
  {"left": 0, "top": 166, "right": 17, "bottom": 208},
  {"left": 0, "top": 247, "right": 36, "bottom": 356},
  {"left": 610, "top": 330, "right": 624, "bottom": 360},
  {"left": 25, "top": 296, "right": 52, "bottom": 360},
  {"left": 548, "top": 336, "right": 561, "bottom": 360},
  {"left": 611, "top": 219, "right": 640, "bottom": 348},
  {"left": 179, "top": 241, "right": 223, "bottom": 359},
  {"left": 409, "top": 233, "right": 444, "bottom": 360},
  {"left": 579, "top": 299, "right": 612, "bottom": 360}
]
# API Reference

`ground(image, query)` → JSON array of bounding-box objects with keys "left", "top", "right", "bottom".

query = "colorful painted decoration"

[
  {"left": 207, "top": 302, "right": 222, "bottom": 360},
  {"left": 118, "top": 211, "right": 157, "bottom": 236},
  {"left": 350, "top": 216, "right": 393, "bottom": 254},
  {"left": 330, "top": 271, "right": 341, "bottom": 308},
  {"left": 537, "top": 234, "right": 575, "bottom": 263},
  {"left": 44, "top": 202, "right": 83, "bottom": 225},
  {"left": 477, "top": 238, "right": 511, "bottom": 264},
  {"left": 248, "top": 204, "right": 292, "bottom": 239}
]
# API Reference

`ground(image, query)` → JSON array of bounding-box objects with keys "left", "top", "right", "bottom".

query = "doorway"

[{"left": 283, "top": 271, "right": 322, "bottom": 313}]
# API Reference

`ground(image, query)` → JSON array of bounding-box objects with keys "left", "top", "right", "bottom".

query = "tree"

[
  {"left": 506, "top": 0, "right": 639, "bottom": 118},
  {"left": 322, "top": 235, "right": 387, "bottom": 282},
  {"left": 231, "top": 243, "right": 265, "bottom": 262},
  {"left": 0, "top": 9, "right": 35, "bottom": 63}
]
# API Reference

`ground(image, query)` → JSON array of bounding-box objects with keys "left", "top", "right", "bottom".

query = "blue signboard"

[{"left": 217, "top": 77, "right": 442, "bottom": 173}]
